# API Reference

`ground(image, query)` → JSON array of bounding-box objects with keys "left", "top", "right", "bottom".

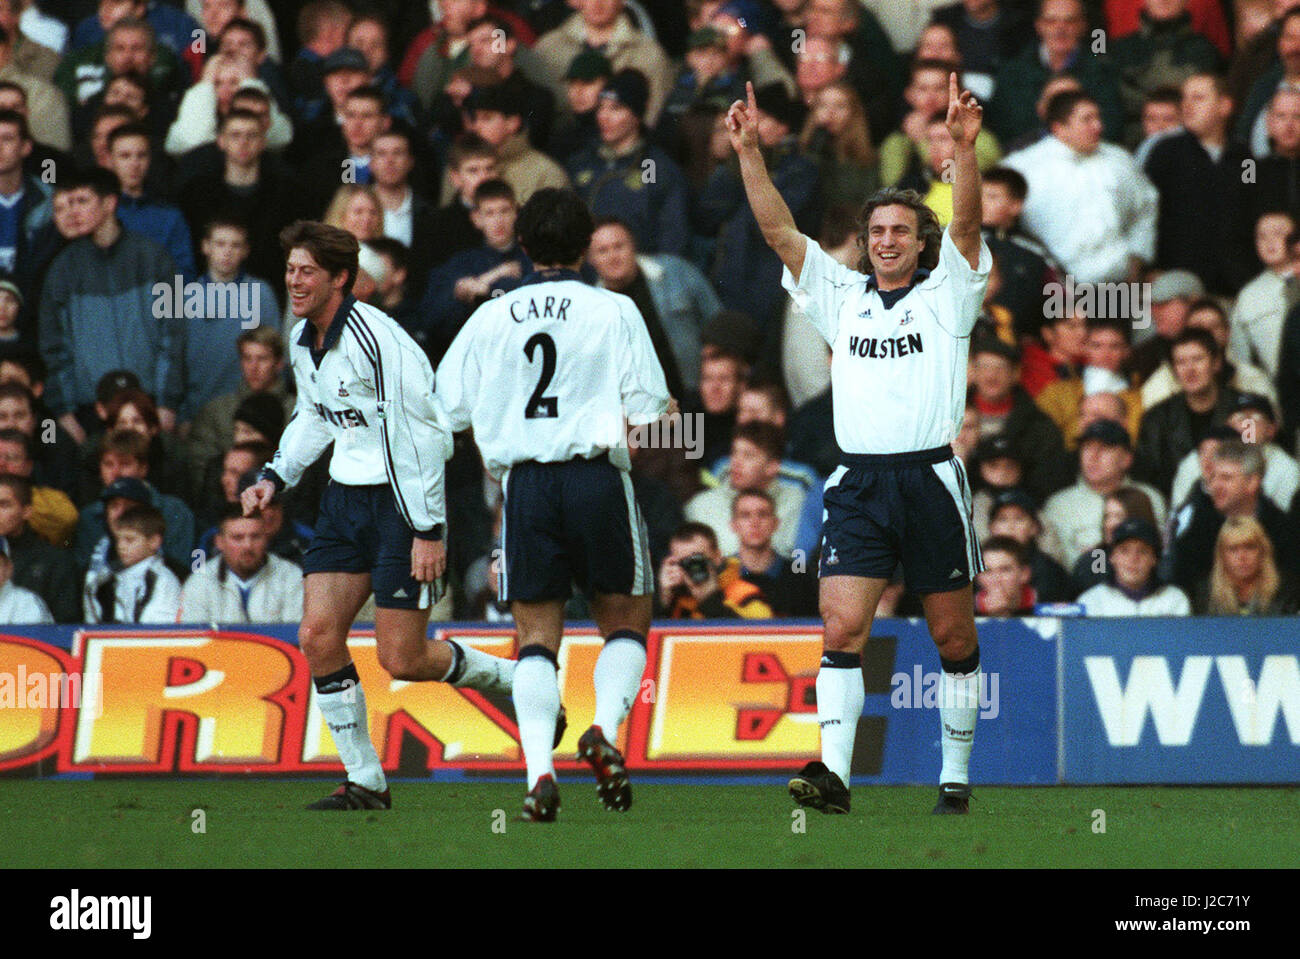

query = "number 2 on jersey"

[{"left": 523, "top": 332, "right": 559, "bottom": 419}]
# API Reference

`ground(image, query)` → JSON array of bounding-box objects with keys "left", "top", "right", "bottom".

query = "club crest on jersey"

[
  {"left": 375, "top": 400, "right": 387, "bottom": 420},
  {"left": 337, "top": 379, "right": 349, "bottom": 397},
  {"left": 899, "top": 310, "right": 914, "bottom": 327}
]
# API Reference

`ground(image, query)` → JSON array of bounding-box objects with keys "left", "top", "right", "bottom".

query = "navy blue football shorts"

[
  {"left": 499, "top": 455, "right": 653, "bottom": 603},
  {"left": 819, "top": 445, "right": 983, "bottom": 592},
  {"left": 302, "top": 481, "right": 444, "bottom": 609}
]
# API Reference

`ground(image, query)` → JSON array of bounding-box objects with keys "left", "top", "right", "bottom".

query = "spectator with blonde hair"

[
  {"left": 1195, "top": 515, "right": 1300, "bottom": 615},
  {"left": 323, "top": 183, "right": 384, "bottom": 242}
]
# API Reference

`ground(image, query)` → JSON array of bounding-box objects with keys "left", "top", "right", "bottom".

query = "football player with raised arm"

[
  {"left": 437, "top": 189, "right": 673, "bottom": 822},
  {"left": 241, "top": 221, "right": 540, "bottom": 811},
  {"left": 726, "top": 76, "right": 992, "bottom": 814}
]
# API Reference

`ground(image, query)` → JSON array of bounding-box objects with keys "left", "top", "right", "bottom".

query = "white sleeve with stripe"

[
  {"left": 349, "top": 315, "right": 454, "bottom": 534},
  {"left": 616, "top": 294, "right": 672, "bottom": 424},
  {"left": 434, "top": 311, "right": 482, "bottom": 434},
  {"left": 269, "top": 349, "right": 333, "bottom": 490}
]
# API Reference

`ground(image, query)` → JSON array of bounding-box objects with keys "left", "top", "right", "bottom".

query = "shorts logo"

[
  {"left": 825, "top": 546, "right": 839, "bottom": 566},
  {"left": 392, "top": 587, "right": 408, "bottom": 599},
  {"left": 949, "top": 568, "right": 963, "bottom": 579}
]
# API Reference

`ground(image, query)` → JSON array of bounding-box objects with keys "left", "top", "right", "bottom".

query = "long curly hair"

[{"left": 855, "top": 187, "right": 943, "bottom": 275}]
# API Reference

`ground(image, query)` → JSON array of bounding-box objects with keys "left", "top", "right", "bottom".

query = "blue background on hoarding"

[
  {"left": 857, "top": 618, "right": 1058, "bottom": 785},
  {"left": 1061, "top": 618, "right": 1300, "bottom": 783}
]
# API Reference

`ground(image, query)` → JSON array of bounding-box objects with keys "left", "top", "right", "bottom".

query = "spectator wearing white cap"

[{"left": 1128, "top": 267, "right": 1202, "bottom": 384}]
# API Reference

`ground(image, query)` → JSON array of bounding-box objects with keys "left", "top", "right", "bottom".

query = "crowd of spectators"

[{"left": 2, "top": 0, "right": 1300, "bottom": 625}]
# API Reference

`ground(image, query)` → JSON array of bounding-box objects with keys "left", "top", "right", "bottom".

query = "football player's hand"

[
  {"left": 946, "top": 72, "right": 982, "bottom": 147},
  {"left": 411, "top": 536, "right": 446, "bottom": 583},
  {"left": 724, "top": 81, "right": 761, "bottom": 155},
  {"left": 240, "top": 479, "right": 275, "bottom": 516}
]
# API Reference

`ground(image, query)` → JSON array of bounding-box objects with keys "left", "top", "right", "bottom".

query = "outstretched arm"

[
  {"left": 726, "top": 81, "right": 807, "bottom": 279},
  {"left": 946, "top": 72, "right": 984, "bottom": 269}
]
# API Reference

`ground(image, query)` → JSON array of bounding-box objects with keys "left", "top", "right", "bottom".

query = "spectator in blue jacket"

[
  {"left": 420, "top": 177, "right": 531, "bottom": 363},
  {"left": 0, "top": 110, "right": 55, "bottom": 330},
  {"left": 69, "top": 1, "right": 203, "bottom": 69},
  {"left": 178, "top": 216, "right": 279, "bottom": 424},
  {"left": 589, "top": 215, "right": 721, "bottom": 397},
  {"left": 697, "top": 81, "right": 820, "bottom": 333},
  {"left": 107, "top": 121, "right": 195, "bottom": 278},
  {"left": 566, "top": 68, "right": 690, "bottom": 256},
  {"left": 38, "top": 166, "right": 183, "bottom": 444}
]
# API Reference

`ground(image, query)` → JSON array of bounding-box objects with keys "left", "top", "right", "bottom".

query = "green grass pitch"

[{"left": 1, "top": 780, "right": 1295, "bottom": 869}]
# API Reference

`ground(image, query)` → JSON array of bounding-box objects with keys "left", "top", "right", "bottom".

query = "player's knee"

[
  {"left": 376, "top": 645, "right": 422, "bottom": 682},
  {"left": 821, "top": 607, "right": 867, "bottom": 651},
  {"left": 299, "top": 617, "right": 344, "bottom": 664},
  {"left": 931, "top": 618, "right": 976, "bottom": 660}
]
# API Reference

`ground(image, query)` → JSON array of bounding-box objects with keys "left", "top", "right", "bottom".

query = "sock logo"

[
  {"left": 819, "top": 719, "right": 842, "bottom": 728},
  {"left": 942, "top": 722, "right": 974, "bottom": 741},
  {"left": 328, "top": 722, "right": 358, "bottom": 733}
]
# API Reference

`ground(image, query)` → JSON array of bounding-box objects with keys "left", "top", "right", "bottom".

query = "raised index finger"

[
  {"left": 747, "top": 80, "right": 757, "bottom": 115},
  {"left": 949, "top": 72, "right": 959, "bottom": 103}
]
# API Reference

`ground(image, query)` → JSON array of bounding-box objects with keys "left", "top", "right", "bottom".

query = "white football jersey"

[
  {"left": 268, "top": 297, "right": 453, "bottom": 534},
  {"left": 781, "top": 228, "right": 991, "bottom": 455},
  {"left": 436, "top": 270, "right": 671, "bottom": 479}
]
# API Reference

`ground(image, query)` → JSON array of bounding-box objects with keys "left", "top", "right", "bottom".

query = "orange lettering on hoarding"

[
  {"left": 0, "top": 637, "right": 73, "bottom": 769},
  {"left": 70, "top": 632, "right": 300, "bottom": 771},
  {"left": 645, "top": 632, "right": 822, "bottom": 765}
]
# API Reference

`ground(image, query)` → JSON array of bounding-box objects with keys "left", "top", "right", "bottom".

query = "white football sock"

[
  {"left": 513, "top": 654, "right": 560, "bottom": 789},
  {"left": 317, "top": 682, "right": 386, "bottom": 794},
  {"left": 444, "top": 640, "right": 515, "bottom": 694},
  {"left": 939, "top": 665, "right": 980, "bottom": 785},
  {"left": 592, "top": 637, "right": 646, "bottom": 739},
  {"left": 816, "top": 665, "right": 864, "bottom": 786}
]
